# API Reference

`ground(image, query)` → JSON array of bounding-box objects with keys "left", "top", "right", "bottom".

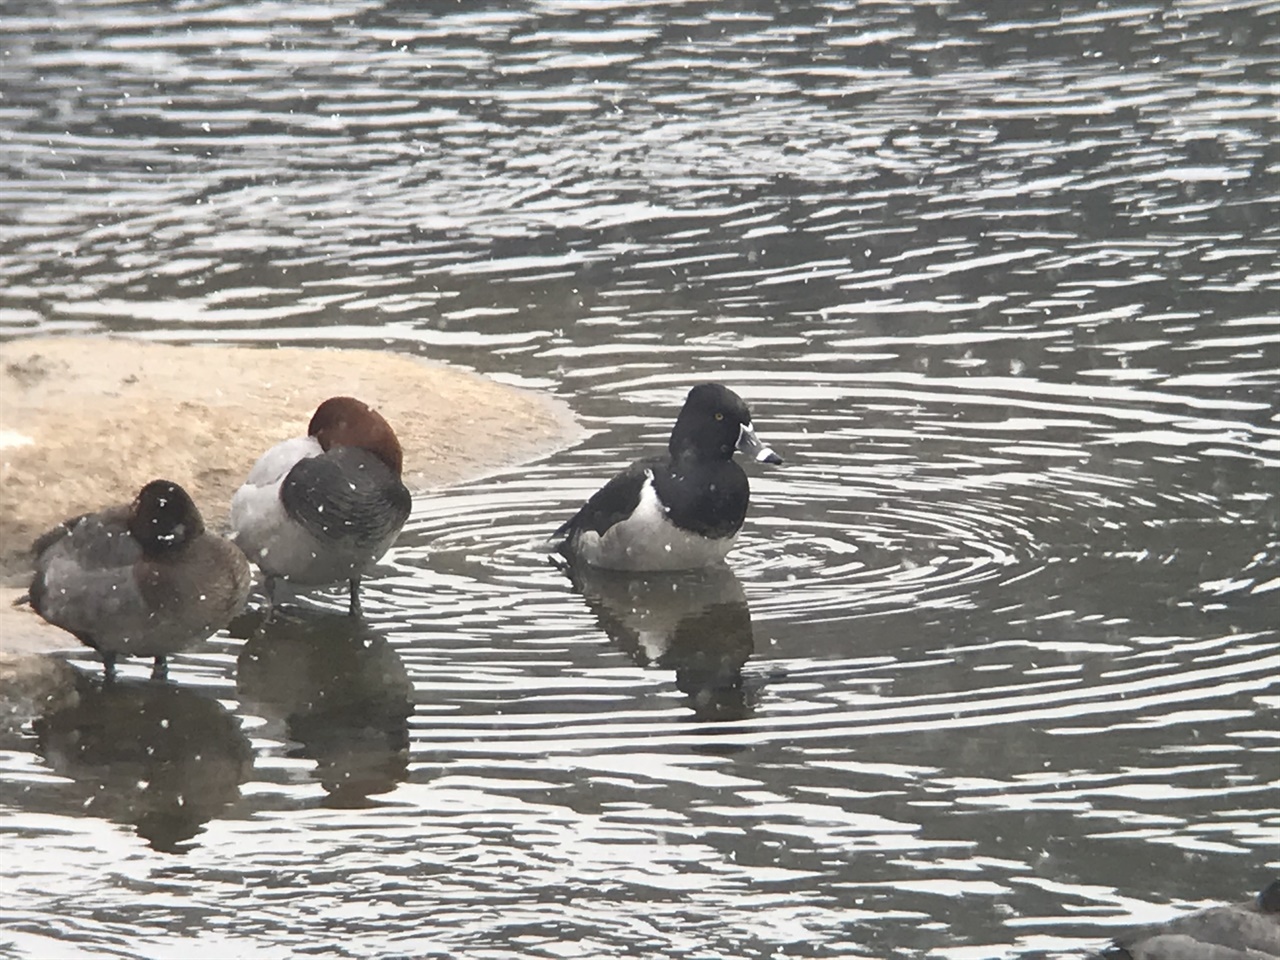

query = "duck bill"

[{"left": 737, "top": 423, "right": 782, "bottom": 465}]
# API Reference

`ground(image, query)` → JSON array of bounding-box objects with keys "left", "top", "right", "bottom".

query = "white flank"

[{"left": 577, "top": 472, "right": 734, "bottom": 571}]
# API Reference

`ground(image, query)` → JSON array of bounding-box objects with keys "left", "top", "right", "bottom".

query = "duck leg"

[
  {"left": 348, "top": 577, "right": 362, "bottom": 617},
  {"left": 260, "top": 575, "right": 278, "bottom": 626},
  {"left": 151, "top": 655, "right": 168, "bottom": 680}
]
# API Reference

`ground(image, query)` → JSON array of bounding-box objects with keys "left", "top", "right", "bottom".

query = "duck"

[
  {"left": 230, "top": 396, "right": 412, "bottom": 617},
  {"left": 24, "top": 479, "right": 251, "bottom": 678},
  {"left": 553, "top": 383, "right": 782, "bottom": 571},
  {"left": 1096, "top": 878, "right": 1280, "bottom": 959}
]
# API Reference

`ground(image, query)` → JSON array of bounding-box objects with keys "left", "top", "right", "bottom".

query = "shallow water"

[{"left": 1, "top": 1, "right": 1278, "bottom": 957}]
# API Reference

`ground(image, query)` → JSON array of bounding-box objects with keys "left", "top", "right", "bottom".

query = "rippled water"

[{"left": 2, "top": 1, "right": 1278, "bottom": 958}]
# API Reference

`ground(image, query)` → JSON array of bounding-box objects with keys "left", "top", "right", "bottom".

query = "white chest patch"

[{"left": 575, "top": 473, "right": 734, "bottom": 571}]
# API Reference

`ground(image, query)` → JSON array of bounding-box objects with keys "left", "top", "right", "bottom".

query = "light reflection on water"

[{"left": 1, "top": 0, "right": 1279, "bottom": 958}]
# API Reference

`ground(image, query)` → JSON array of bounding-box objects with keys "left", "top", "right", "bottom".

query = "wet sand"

[{"left": 0, "top": 336, "right": 581, "bottom": 665}]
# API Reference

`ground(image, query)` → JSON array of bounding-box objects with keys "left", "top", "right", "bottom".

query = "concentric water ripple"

[
  {"left": 3, "top": 1, "right": 1279, "bottom": 958},
  {"left": 351, "top": 367, "right": 1280, "bottom": 765}
]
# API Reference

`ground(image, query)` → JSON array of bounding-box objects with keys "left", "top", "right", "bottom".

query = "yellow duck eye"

[{"left": 714, "top": 412, "right": 724, "bottom": 420}]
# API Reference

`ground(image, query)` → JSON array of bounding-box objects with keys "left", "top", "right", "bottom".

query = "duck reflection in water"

[
  {"left": 566, "top": 562, "right": 756, "bottom": 722},
  {"left": 237, "top": 611, "right": 413, "bottom": 808},
  {"left": 34, "top": 670, "right": 252, "bottom": 853}
]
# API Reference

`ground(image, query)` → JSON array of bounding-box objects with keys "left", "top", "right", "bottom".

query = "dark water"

[{"left": 2, "top": 1, "right": 1278, "bottom": 957}]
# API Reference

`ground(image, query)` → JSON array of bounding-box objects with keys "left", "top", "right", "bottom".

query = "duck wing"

[
  {"left": 280, "top": 447, "right": 411, "bottom": 551},
  {"left": 28, "top": 506, "right": 146, "bottom": 642},
  {"left": 553, "top": 457, "right": 660, "bottom": 542},
  {"left": 31, "top": 506, "right": 139, "bottom": 570}
]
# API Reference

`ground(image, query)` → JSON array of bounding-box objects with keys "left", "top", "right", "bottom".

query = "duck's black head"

[
  {"left": 669, "top": 383, "right": 782, "bottom": 465},
  {"left": 128, "top": 480, "right": 205, "bottom": 554}
]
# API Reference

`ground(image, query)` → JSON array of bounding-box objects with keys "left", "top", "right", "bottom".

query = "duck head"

[{"left": 308, "top": 396, "right": 404, "bottom": 475}]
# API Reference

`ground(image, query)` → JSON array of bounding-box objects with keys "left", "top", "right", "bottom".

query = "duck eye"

[{"left": 714, "top": 412, "right": 724, "bottom": 421}]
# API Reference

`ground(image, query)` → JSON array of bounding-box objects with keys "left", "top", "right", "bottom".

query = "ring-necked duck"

[{"left": 553, "top": 383, "right": 781, "bottom": 570}]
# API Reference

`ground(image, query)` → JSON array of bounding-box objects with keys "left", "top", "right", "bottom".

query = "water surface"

[{"left": 1, "top": 2, "right": 1278, "bottom": 958}]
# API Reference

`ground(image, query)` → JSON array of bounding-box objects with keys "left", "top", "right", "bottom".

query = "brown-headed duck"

[{"left": 230, "top": 396, "right": 411, "bottom": 617}]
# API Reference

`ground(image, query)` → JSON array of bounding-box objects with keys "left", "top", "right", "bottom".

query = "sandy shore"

[{"left": 0, "top": 336, "right": 581, "bottom": 669}]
